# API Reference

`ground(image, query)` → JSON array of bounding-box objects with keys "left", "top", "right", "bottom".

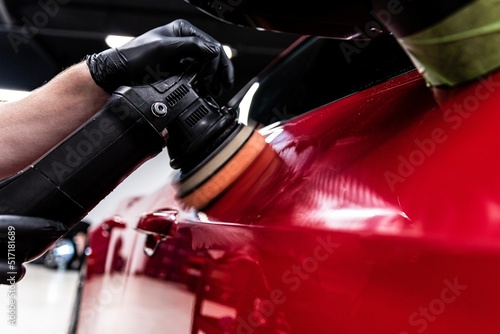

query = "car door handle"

[
  {"left": 136, "top": 208, "right": 178, "bottom": 256},
  {"left": 102, "top": 216, "right": 127, "bottom": 232}
]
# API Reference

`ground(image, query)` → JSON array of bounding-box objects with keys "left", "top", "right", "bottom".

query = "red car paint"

[{"left": 76, "top": 35, "right": 500, "bottom": 334}]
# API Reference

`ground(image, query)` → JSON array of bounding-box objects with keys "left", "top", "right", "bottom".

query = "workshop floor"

[{"left": 0, "top": 263, "right": 79, "bottom": 334}]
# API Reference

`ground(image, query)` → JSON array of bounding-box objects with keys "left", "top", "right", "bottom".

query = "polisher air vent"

[
  {"left": 165, "top": 84, "right": 189, "bottom": 107},
  {"left": 185, "top": 105, "right": 210, "bottom": 127}
]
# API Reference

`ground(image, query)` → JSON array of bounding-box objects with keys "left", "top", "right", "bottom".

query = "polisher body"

[{"left": 0, "top": 65, "right": 243, "bottom": 282}]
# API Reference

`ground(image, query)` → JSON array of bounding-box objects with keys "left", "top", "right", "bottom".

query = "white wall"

[{"left": 83, "top": 149, "right": 174, "bottom": 225}]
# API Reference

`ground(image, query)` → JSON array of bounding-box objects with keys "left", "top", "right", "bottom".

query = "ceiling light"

[
  {"left": 0, "top": 88, "right": 30, "bottom": 102},
  {"left": 105, "top": 35, "right": 236, "bottom": 61},
  {"left": 105, "top": 35, "right": 134, "bottom": 48},
  {"left": 223, "top": 45, "right": 237, "bottom": 59}
]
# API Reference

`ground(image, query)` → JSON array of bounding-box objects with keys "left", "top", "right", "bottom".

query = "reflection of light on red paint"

[
  {"left": 258, "top": 122, "right": 284, "bottom": 144},
  {"left": 200, "top": 300, "right": 237, "bottom": 319},
  {"left": 307, "top": 200, "right": 412, "bottom": 235},
  {"left": 292, "top": 170, "right": 415, "bottom": 235},
  {"left": 318, "top": 207, "right": 401, "bottom": 224}
]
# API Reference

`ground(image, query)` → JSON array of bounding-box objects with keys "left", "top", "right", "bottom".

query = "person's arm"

[
  {"left": 0, "top": 19, "right": 233, "bottom": 180},
  {"left": 0, "top": 62, "right": 109, "bottom": 179}
]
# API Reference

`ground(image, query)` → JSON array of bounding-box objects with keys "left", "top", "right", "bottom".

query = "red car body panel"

[{"left": 76, "top": 38, "right": 500, "bottom": 334}]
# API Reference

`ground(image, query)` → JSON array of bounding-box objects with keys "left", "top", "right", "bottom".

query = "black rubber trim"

[{"left": 371, "top": 0, "right": 474, "bottom": 37}]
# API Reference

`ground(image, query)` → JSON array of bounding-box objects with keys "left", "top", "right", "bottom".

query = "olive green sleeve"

[{"left": 398, "top": 0, "right": 500, "bottom": 87}]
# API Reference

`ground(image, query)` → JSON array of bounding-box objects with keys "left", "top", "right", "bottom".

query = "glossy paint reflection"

[
  {"left": 199, "top": 69, "right": 500, "bottom": 332},
  {"left": 79, "top": 68, "right": 500, "bottom": 333}
]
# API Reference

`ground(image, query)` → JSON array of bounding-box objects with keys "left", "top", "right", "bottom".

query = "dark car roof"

[{"left": 184, "top": 0, "right": 391, "bottom": 39}]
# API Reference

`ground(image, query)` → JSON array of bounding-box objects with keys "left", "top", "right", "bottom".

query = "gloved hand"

[
  {"left": 0, "top": 260, "right": 25, "bottom": 285},
  {"left": 0, "top": 216, "right": 68, "bottom": 285},
  {"left": 86, "top": 19, "right": 234, "bottom": 96}
]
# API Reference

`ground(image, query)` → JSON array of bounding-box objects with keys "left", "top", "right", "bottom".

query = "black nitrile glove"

[
  {"left": 86, "top": 19, "right": 234, "bottom": 95},
  {"left": 0, "top": 216, "right": 68, "bottom": 285}
]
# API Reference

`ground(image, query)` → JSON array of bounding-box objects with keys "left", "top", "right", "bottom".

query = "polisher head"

[{"left": 174, "top": 124, "right": 268, "bottom": 210}]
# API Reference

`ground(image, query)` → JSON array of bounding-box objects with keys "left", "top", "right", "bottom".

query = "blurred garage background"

[
  {"left": 0, "top": 0, "right": 299, "bottom": 333},
  {"left": 0, "top": 0, "right": 299, "bottom": 104}
]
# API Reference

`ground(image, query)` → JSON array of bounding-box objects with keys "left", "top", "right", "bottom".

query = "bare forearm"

[{"left": 0, "top": 62, "right": 109, "bottom": 178}]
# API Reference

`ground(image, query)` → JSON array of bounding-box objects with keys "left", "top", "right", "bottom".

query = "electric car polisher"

[{"left": 0, "top": 64, "right": 267, "bottom": 283}]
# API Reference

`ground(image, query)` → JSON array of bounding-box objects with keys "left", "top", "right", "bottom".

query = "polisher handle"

[{"left": 0, "top": 88, "right": 166, "bottom": 228}]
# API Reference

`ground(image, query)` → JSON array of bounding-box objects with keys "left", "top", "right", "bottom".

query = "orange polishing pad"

[{"left": 175, "top": 126, "right": 267, "bottom": 210}]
